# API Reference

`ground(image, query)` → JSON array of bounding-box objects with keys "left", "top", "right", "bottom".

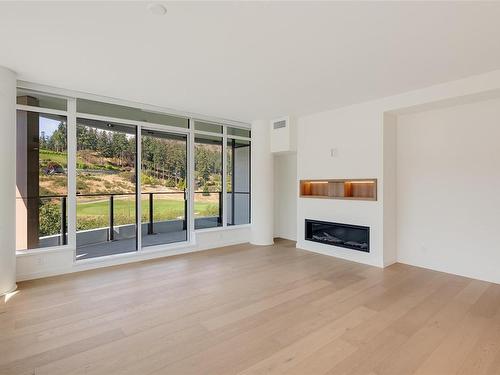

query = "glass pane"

[
  {"left": 227, "top": 139, "right": 250, "bottom": 225},
  {"left": 17, "top": 89, "right": 67, "bottom": 111},
  {"left": 194, "top": 121, "right": 222, "bottom": 134},
  {"left": 16, "top": 111, "right": 68, "bottom": 250},
  {"left": 141, "top": 130, "right": 187, "bottom": 247},
  {"left": 227, "top": 127, "right": 251, "bottom": 138},
  {"left": 195, "top": 135, "right": 222, "bottom": 229},
  {"left": 76, "top": 118, "right": 137, "bottom": 259},
  {"left": 77, "top": 99, "right": 189, "bottom": 129}
]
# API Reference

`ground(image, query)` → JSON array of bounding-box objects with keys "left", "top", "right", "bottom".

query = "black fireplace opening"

[{"left": 305, "top": 219, "right": 370, "bottom": 253}]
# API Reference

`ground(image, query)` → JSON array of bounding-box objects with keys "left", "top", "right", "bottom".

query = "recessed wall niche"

[{"left": 299, "top": 179, "right": 377, "bottom": 201}]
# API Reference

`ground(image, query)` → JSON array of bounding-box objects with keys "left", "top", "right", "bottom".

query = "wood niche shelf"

[{"left": 300, "top": 179, "right": 377, "bottom": 201}]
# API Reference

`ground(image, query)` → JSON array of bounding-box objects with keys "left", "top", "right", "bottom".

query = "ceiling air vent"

[{"left": 273, "top": 119, "right": 287, "bottom": 129}]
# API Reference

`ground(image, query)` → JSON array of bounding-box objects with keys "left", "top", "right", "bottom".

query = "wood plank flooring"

[{"left": 1, "top": 239, "right": 500, "bottom": 375}]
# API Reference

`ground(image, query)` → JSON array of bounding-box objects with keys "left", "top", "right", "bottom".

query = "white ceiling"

[{"left": 1, "top": 1, "right": 500, "bottom": 123}]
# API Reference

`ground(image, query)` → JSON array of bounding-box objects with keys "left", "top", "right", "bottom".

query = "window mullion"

[
  {"left": 222, "top": 126, "right": 227, "bottom": 227},
  {"left": 67, "top": 98, "right": 77, "bottom": 259},
  {"left": 188, "top": 119, "right": 195, "bottom": 237},
  {"left": 136, "top": 124, "right": 142, "bottom": 251}
]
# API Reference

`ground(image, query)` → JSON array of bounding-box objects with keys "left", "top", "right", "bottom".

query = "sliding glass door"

[
  {"left": 141, "top": 129, "right": 188, "bottom": 248},
  {"left": 75, "top": 118, "right": 137, "bottom": 260}
]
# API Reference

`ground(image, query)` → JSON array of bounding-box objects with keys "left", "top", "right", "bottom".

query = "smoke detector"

[{"left": 147, "top": 3, "right": 167, "bottom": 16}]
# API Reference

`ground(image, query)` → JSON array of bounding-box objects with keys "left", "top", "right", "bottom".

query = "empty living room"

[{"left": 2, "top": 1, "right": 500, "bottom": 374}]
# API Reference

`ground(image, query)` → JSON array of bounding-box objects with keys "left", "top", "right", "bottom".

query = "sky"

[{"left": 39, "top": 116, "right": 64, "bottom": 138}]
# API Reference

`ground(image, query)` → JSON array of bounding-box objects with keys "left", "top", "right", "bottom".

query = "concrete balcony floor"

[{"left": 76, "top": 230, "right": 187, "bottom": 260}]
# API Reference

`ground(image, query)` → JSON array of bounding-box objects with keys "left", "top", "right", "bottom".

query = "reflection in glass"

[
  {"left": 227, "top": 139, "right": 251, "bottom": 225},
  {"left": 76, "top": 118, "right": 137, "bottom": 259},
  {"left": 17, "top": 89, "right": 68, "bottom": 111},
  {"left": 141, "top": 130, "right": 187, "bottom": 247},
  {"left": 77, "top": 99, "right": 189, "bottom": 129},
  {"left": 194, "top": 135, "right": 223, "bottom": 229},
  {"left": 227, "top": 127, "right": 251, "bottom": 138},
  {"left": 16, "top": 109, "right": 68, "bottom": 250},
  {"left": 194, "top": 121, "right": 222, "bottom": 134}
]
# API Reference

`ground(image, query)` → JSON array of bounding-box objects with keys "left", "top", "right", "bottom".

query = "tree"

[
  {"left": 48, "top": 122, "right": 67, "bottom": 152},
  {"left": 97, "top": 130, "right": 113, "bottom": 158},
  {"left": 111, "top": 132, "right": 128, "bottom": 166},
  {"left": 39, "top": 201, "right": 61, "bottom": 236}
]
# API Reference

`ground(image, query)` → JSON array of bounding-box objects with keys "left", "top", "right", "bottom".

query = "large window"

[
  {"left": 76, "top": 118, "right": 137, "bottom": 259},
  {"left": 194, "top": 135, "right": 223, "bottom": 229},
  {"left": 16, "top": 106, "right": 68, "bottom": 250},
  {"left": 15, "top": 87, "right": 251, "bottom": 260},
  {"left": 227, "top": 139, "right": 251, "bottom": 225}
]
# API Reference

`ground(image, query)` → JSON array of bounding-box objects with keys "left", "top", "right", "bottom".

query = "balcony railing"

[
  {"left": 76, "top": 191, "right": 189, "bottom": 241},
  {"left": 32, "top": 190, "right": 226, "bottom": 245}
]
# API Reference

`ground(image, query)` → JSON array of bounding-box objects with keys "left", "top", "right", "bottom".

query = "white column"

[
  {"left": 250, "top": 120, "right": 274, "bottom": 245},
  {"left": 0, "top": 66, "right": 17, "bottom": 296}
]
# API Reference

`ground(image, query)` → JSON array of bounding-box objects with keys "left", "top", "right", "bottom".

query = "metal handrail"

[{"left": 29, "top": 190, "right": 226, "bottom": 244}]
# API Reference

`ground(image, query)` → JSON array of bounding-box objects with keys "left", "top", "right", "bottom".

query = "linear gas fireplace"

[{"left": 305, "top": 219, "right": 370, "bottom": 252}]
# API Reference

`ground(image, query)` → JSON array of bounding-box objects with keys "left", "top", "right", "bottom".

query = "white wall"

[
  {"left": 397, "top": 98, "right": 500, "bottom": 284},
  {"left": 251, "top": 120, "right": 274, "bottom": 245},
  {"left": 0, "top": 67, "right": 17, "bottom": 295},
  {"left": 383, "top": 113, "right": 397, "bottom": 266},
  {"left": 295, "top": 68, "right": 500, "bottom": 281},
  {"left": 273, "top": 153, "right": 297, "bottom": 241}
]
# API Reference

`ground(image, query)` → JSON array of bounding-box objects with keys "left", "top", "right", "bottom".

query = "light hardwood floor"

[{"left": 1, "top": 239, "right": 500, "bottom": 375}]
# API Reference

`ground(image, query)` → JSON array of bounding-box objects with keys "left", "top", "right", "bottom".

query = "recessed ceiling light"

[{"left": 147, "top": 3, "right": 167, "bottom": 16}]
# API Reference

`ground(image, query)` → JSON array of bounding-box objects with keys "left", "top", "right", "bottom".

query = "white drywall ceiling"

[{"left": 1, "top": 1, "right": 500, "bottom": 122}]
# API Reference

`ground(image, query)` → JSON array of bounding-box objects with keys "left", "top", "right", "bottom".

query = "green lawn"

[
  {"left": 76, "top": 197, "right": 218, "bottom": 230},
  {"left": 40, "top": 149, "right": 68, "bottom": 167}
]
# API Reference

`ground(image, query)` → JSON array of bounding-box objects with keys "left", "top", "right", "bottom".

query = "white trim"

[
  {"left": 17, "top": 80, "right": 250, "bottom": 129},
  {"left": 195, "top": 223, "right": 251, "bottom": 233},
  {"left": 16, "top": 104, "right": 68, "bottom": 116},
  {"left": 136, "top": 124, "right": 142, "bottom": 252},
  {"left": 138, "top": 240, "right": 192, "bottom": 254},
  {"left": 16, "top": 245, "right": 71, "bottom": 257},
  {"left": 67, "top": 98, "right": 77, "bottom": 260},
  {"left": 188, "top": 120, "right": 195, "bottom": 235},
  {"left": 227, "top": 134, "right": 251, "bottom": 141},
  {"left": 222, "top": 125, "right": 228, "bottom": 227}
]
